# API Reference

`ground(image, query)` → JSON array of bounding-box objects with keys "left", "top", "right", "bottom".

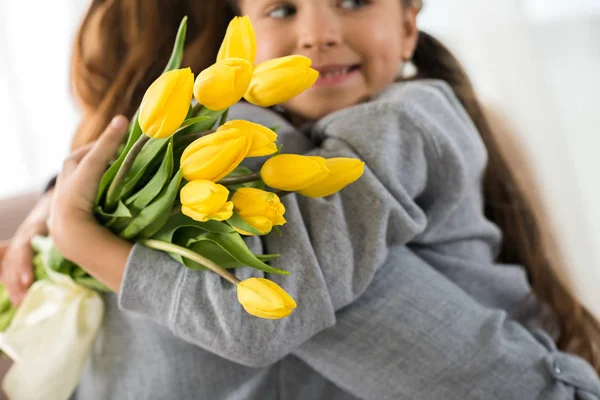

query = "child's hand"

[{"left": 50, "top": 116, "right": 133, "bottom": 292}]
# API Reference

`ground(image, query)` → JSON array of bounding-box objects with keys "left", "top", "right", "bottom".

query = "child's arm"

[
  {"left": 115, "top": 81, "right": 494, "bottom": 365},
  {"left": 293, "top": 245, "right": 600, "bottom": 399}
]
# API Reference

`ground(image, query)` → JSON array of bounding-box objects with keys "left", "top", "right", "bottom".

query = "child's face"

[{"left": 239, "top": 0, "right": 419, "bottom": 121}]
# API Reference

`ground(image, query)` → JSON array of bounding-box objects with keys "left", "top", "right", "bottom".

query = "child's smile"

[{"left": 239, "top": 0, "right": 420, "bottom": 121}]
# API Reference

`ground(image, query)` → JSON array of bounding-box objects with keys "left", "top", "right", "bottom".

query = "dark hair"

[{"left": 70, "top": 0, "right": 600, "bottom": 372}]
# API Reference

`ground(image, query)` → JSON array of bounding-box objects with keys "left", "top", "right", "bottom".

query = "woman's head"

[
  {"left": 71, "top": 0, "right": 600, "bottom": 372},
  {"left": 233, "top": 0, "right": 421, "bottom": 121}
]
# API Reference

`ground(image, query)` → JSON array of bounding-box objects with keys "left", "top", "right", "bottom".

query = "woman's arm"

[{"left": 0, "top": 188, "right": 54, "bottom": 305}]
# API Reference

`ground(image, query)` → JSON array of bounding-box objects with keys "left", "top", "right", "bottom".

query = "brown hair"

[{"left": 70, "top": 0, "right": 600, "bottom": 372}]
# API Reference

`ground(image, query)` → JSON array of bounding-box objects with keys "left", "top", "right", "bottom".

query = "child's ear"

[{"left": 401, "top": 6, "right": 420, "bottom": 61}]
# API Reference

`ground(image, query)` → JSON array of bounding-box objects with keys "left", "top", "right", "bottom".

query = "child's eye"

[
  {"left": 268, "top": 4, "right": 297, "bottom": 19},
  {"left": 339, "top": 0, "right": 369, "bottom": 9}
]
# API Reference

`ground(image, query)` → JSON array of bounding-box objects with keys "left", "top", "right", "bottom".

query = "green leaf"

[
  {"left": 96, "top": 16, "right": 186, "bottom": 206},
  {"left": 138, "top": 208, "right": 172, "bottom": 239},
  {"left": 0, "top": 286, "right": 13, "bottom": 315},
  {"left": 163, "top": 16, "right": 188, "bottom": 73},
  {"left": 176, "top": 107, "right": 226, "bottom": 136},
  {"left": 184, "top": 240, "right": 247, "bottom": 270},
  {"left": 192, "top": 232, "right": 289, "bottom": 275},
  {"left": 119, "top": 170, "right": 182, "bottom": 240},
  {"left": 176, "top": 116, "right": 211, "bottom": 133},
  {"left": 31, "top": 235, "right": 76, "bottom": 275},
  {"left": 73, "top": 277, "right": 112, "bottom": 292},
  {"left": 0, "top": 307, "right": 16, "bottom": 332},
  {"left": 95, "top": 201, "right": 132, "bottom": 221},
  {"left": 96, "top": 114, "right": 143, "bottom": 205},
  {"left": 269, "top": 125, "right": 281, "bottom": 133},
  {"left": 153, "top": 212, "right": 235, "bottom": 243},
  {"left": 117, "top": 138, "right": 170, "bottom": 200},
  {"left": 256, "top": 253, "right": 281, "bottom": 262},
  {"left": 125, "top": 140, "right": 174, "bottom": 211},
  {"left": 185, "top": 104, "right": 194, "bottom": 120},
  {"left": 226, "top": 208, "right": 265, "bottom": 236}
]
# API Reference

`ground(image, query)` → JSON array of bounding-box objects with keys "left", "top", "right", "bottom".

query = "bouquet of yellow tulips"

[{"left": 0, "top": 15, "right": 364, "bottom": 399}]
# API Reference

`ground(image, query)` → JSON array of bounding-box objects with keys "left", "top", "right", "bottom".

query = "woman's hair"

[{"left": 71, "top": 0, "right": 600, "bottom": 372}]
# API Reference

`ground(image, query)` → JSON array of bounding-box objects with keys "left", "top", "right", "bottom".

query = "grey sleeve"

[{"left": 294, "top": 246, "right": 600, "bottom": 400}]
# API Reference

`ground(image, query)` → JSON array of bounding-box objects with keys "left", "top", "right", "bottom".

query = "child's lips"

[{"left": 313, "top": 64, "right": 361, "bottom": 87}]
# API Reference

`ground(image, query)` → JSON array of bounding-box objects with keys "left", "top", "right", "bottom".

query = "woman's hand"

[
  {"left": 50, "top": 116, "right": 133, "bottom": 292},
  {"left": 0, "top": 189, "right": 54, "bottom": 306}
]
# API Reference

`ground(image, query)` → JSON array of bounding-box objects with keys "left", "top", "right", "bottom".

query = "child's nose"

[{"left": 297, "top": 11, "right": 342, "bottom": 51}]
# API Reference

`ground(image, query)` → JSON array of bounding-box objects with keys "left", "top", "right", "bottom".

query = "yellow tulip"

[
  {"left": 139, "top": 68, "right": 194, "bottom": 139},
  {"left": 260, "top": 154, "right": 329, "bottom": 192},
  {"left": 244, "top": 55, "right": 319, "bottom": 107},
  {"left": 180, "top": 128, "right": 252, "bottom": 182},
  {"left": 180, "top": 180, "right": 234, "bottom": 222},
  {"left": 217, "top": 16, "right": 256, "bottom": 65},
  {"left": 194, "top": 58, "right": 253, "bottom": 111},
  {"left": 231, "top": 188, "right": 286, "bottom": 235},
  {"left": 219, "top": 120, "right": 277, "bottom": 157},
  {"left": 298, "top": 158, "right": 365, "bottom": 198},
  {"left": 237, "top": 278, "right": 296, "bottom": 319}
]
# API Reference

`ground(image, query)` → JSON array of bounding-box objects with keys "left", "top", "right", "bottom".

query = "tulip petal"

[
  {"left": 298, "top": 158, "right": 365, "bottom": 198},
  {"left": 244, "top": 56, "right": 319, "bottom": 107},
  {"left": 139, "top": 68, "right": 195, "bottom": 139},
  {"left": 194, "top": 59, "right": 253, "bottom": 111},
  {"left": 217, "top": 16, "right": 257, "bottom": 64},
  {"left": 220, "top": 120, "right": 278, "bottom": 157},
  {"left": 260, "top": 154, "right": 330, "bottom": 191}
]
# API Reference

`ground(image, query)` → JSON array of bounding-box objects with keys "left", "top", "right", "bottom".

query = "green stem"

[
  {"left": 218, "top": 172, "right": 262, "bottom": 185},
  {"left": 139, "top": 239, "right": 241, "bottom": 285},
  {"left": 274, "top": 190, "right": 292, "bottom": 198},
  {"left": 105, "top": 135, "right": 150, "bottom": 208},
  {"left": 170, "top": 203, "right": 182, "bottom": 216},
  {"left": 218, "top": 108, "right": 229, "bottom": 126},
  {"left": 175, "top": 129, "right": 215, "bottom": 149},
  {"left": 191, "top": 103, "right": 203, "bottom": 117}
]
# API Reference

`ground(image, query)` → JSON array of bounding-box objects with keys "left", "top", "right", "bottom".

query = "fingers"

[
  {"left": 76, "top": 116, "right": 129, "bottom": 186},
  {"left": 57, "top": 141, "right": 96, "bottom": 185},
  {"left": 0, "top": 242, "right": 7, "bottom": 261},
  {"left": 1, "top": 239, "right": 35, "bottom": 306}
]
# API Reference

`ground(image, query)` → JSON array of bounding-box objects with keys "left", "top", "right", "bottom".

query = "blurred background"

[{"left": 0, "top": 0, "right": 598, "bottom": 316}]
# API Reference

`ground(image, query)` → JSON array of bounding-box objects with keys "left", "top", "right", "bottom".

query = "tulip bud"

[
  {"left": 244, "top": 55, "right": 319, "bottom": 107},
  {"left": 180, "top": 180, "right": 234, "bottom": 222},
  {"left": 181, "top": 128, "right": 252, "bottom": 182},
  {"left": 260, "top": 154, "right": 329, "bottom": 192},
  {"left": 231, "top": 188, "right": 286, "bottom": 235},
  {"left": 298, "top": 158, "right": 365, "bottom": 198},
  {"left": 217, "top": 16, "right": 256, "bottom": 65},
  {"left": 139, "top": 68, "right": 194, "bottom": 139},
  {"left": 194, "top": 58, "right": 253, "bottom": 111},
  {"left": 219, "top": 120, "right": 277, "bottom": 157},
  {"left": 237, "top": 278, "right": 296, "bottom": 319}
]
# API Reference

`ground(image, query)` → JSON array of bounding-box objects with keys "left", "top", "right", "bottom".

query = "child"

[{"left": 3, "top": 0, "right": 600, "bottom": 398}]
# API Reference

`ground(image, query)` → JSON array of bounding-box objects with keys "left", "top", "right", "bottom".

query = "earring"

[{"left": 397, "top": 59, "right": 418, "bottom": 79}]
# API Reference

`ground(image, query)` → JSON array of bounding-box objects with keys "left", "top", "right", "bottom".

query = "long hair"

[
  {"left": 70, "top": 0, "right": 600, "bottom": 372},
  {"left": 410, "top": 27, "right": 600, "bottom": 372}
]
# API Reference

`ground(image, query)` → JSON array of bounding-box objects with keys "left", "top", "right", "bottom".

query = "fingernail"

[
  {"left": 111, "top": 116, "right": 128, "bottom": 130},
  {"left": 21, "top": 273, "right": 29, "bottom": 286}
]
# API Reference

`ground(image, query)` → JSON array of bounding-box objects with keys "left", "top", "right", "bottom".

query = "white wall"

[{"left": 419, "top": 0, "right": 600, "bottom": 315}]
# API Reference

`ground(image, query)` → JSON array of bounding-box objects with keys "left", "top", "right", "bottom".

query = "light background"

[{"left": 0, "top": 0, "right": 598, "bottom": 314}]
